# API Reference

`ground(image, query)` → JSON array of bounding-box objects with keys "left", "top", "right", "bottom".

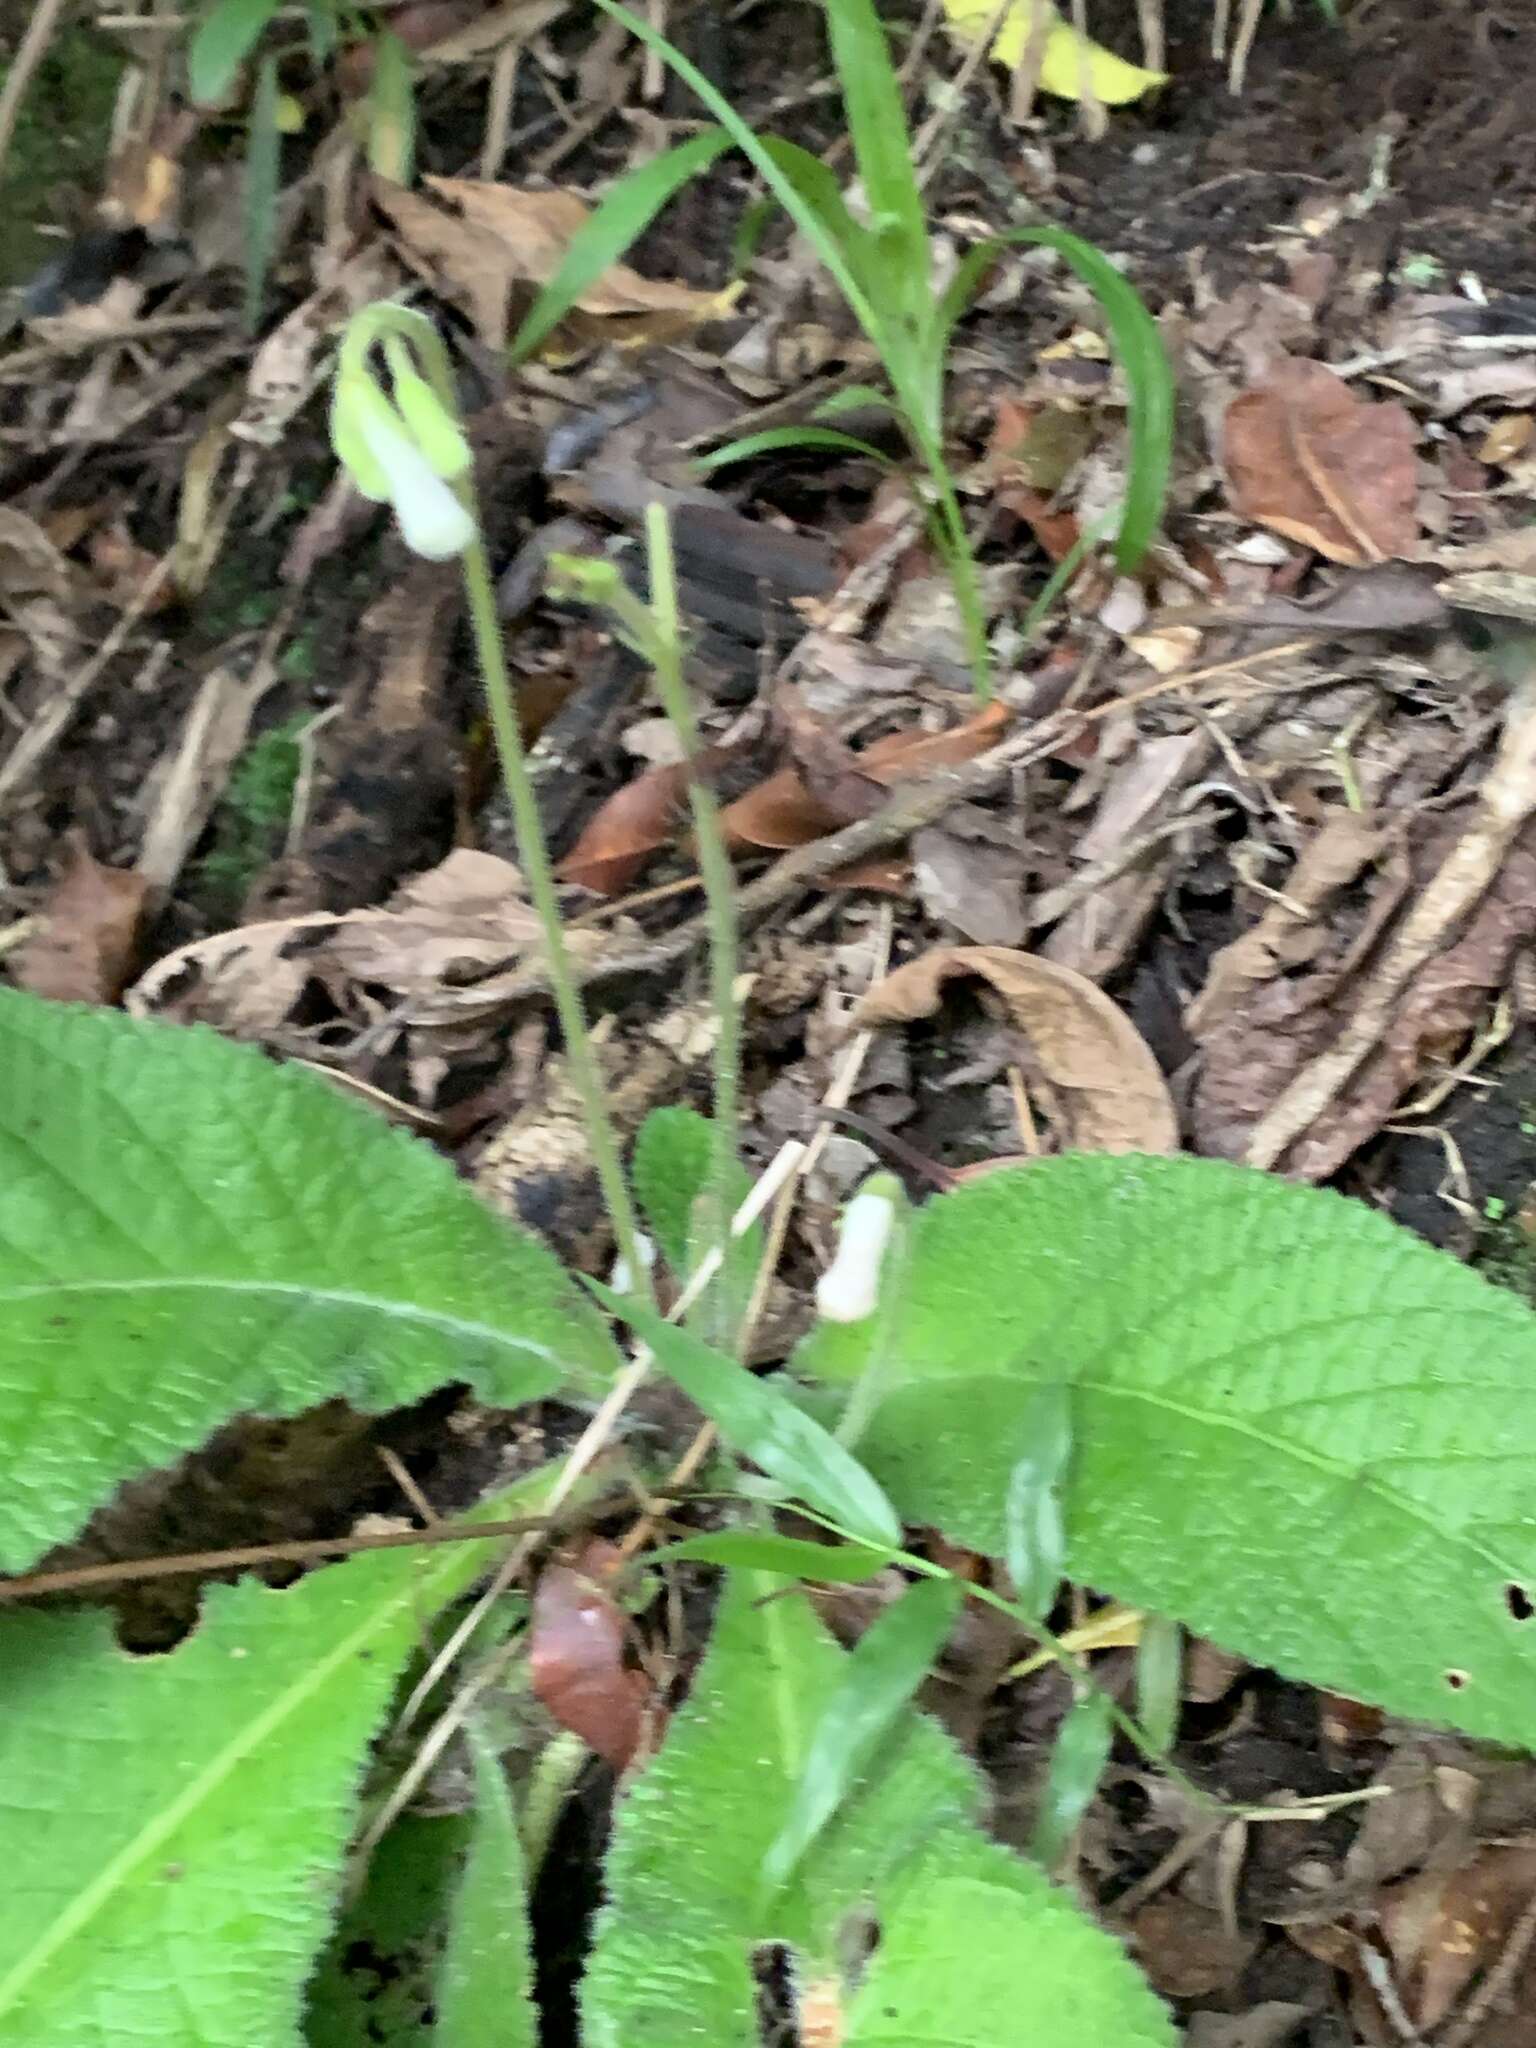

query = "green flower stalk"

[{"left": 329, "top": 301, "right": 647, "bottom": 1292}]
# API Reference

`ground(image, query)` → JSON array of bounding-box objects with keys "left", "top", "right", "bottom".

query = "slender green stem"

[
  {"left": 459, "top": 535, "right": 647, "bottom": 1291},
  {"left": 641, "top": 503, "right": 742, "bottom": 1325}
]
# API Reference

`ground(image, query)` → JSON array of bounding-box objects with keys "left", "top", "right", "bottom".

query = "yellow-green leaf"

[{"left": 942, "top": 0, "right": 1166, "bottom": 105}]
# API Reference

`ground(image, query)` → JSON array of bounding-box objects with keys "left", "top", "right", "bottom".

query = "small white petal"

[
  {"left": 357, "top": 404, "right": 476, "bottom": 560},
  {"left": 815, "top": 1186, "right": 897, "bottom": 1324},
  {"left": 608, "top": 1233, "right": 656, "bottom": 1297}
]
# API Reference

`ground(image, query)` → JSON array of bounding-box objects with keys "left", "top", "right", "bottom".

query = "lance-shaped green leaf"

[
  {"left": 434, "top": 1737, "right": 536, "bottom": 2048},
  {"left": 587, "top": 1282, "right": 900, "bottom": 1548},
  {"left": 0, "top": 991, "right": 618, "bottom": 1570}
]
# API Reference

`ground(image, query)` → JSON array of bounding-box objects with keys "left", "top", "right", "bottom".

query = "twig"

[
  {"left": 1243, "top": 676, "right": 1536, "bottom": 1171},
  {"left": 0, "top": 0, "right": 68, "bottom": 197}
]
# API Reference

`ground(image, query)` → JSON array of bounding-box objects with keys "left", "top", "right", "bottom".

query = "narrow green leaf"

[
  {"left": 188, "top": 0, "right": 280, "bottom": 104},
  {"left": 695, "top": 425, "right": 891, "bottom": 473},
  {"left": 935, "top": 226, "right": 1173, "bottom": 569},
  {"left": 0, "top": 1471, "right": 564, "bottom": 2047},
  {"left": 587, "top": 1282, "right": 901, "bottom": 1548},
  {"left": 434, "top": 1738, "right": 535, "bottom": 2048},
  {"left": 1032, "top": 1687, "right": 1115, "bottom": 1867},
  {"left": 0, "top": 990, "right": 618, "bottom": 1571},
  {"left": 586, "top": 0, "right": 876, "bottom": 337},
  {"left": 656, "top": 1530, "right": 895, "bottom": 1581},
  {"left": 508, "top": 128, "right": 732, "bottom": 364},
  {"left": 1136, "top": 1615, "right": 1183, "bottom": 1759},
  {"left": 367, "top": 30, "right": 415, "bottom": 185},
  {"left": 820, "top": 0, "right": 929, "bottom": 311},
  {"left": 762, "top": 1576, "right": 961, "bottom": 1899},
  {"left": 812, "top": 382, "right": 894, "bottom": 421},
  {"left": 794, "top": 1153, "right": 1536, "bottom": 1748},
  {"left": 754, "top": 133, "right": 874, "bottom": 282},
  {"left": 242, "top": 54, "right": 280, "bottom": 334},
  {"left": 1003, "top": 1382, "right": 1072, "bottom": 1622}
]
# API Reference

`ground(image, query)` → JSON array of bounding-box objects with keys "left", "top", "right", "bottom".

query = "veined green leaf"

[
  {"left": 762, "top": 1576, "right": 961, "bottom": 1898},
  {"left": 189, "top": 0, "right": 280, "bottom": 103},
  {"left": 795, "top": 1154, "right": 1536, "bottom": 1748},
  {"left": 0, "top": 991, "right": 618, "bottom": 1571},
  {"left": 587, "top": 1283, "right": 901, "bottom": 1549},
  {"left": 695, "top": 424, "right": 892, "bottom": 473},
  {"left": 508, "top": 128, "right": 732, "bottom": 364},
  {"left": 242, "top": 54, "right": 280, "bottom": 333},
  {"left": 582, "top": 1570, "right": 1173, "bottom": 2047},
  {"left": 843, "top": 1829, "right": 1170, "bottom": 2047},
  {"left": 631, "top": 1106, "right": 760, "bottom": 1349},
  {"left": 434, "top": 1737, "right": 536, "bottom": 2048},
  {"left": 0, "top": 1471, "right": 564, "bottom": 2047}
]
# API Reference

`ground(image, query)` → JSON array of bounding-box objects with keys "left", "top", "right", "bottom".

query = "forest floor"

[{"left": 4, "top": 0, "right": 1536, "bottom": 2040}]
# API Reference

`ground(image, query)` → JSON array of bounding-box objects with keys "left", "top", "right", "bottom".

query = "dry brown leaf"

[
  {"left": 1222, "top": 358, "right": 1420, "bottom": 565},
  {"left": 1377, "top": 1845, "right": 1536, "bottom": 2035},
  {"left": 721, "top": 701, "right": 1009, "bottom": 854},
  {"left": 530, "top": 1546, "right": 658, "bottom": 1771},
  {"left": 374, "top": 174, "right": 725, "bottom": 351},
  {"left": 1129, "top": 1896, "right": 1258, "bottom": 2001},
  {"left": 13, "top": 832, "right": 150, "bottom": 1004},
  {"left": 558, "top": 752, "right": 722, "bottom": 896},
  {"left": 848, "top": 944, "right": 1178, "bottom": 1154}
]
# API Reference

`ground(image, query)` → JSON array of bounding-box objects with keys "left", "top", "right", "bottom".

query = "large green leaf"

[
  {"left": 797, "top": 1154, "right": 1536, "bottom": 1747},
  {"left": 0, "top": 991, "right": 618, "bottom": 1570},
  {"left": 0, "top": 1473, "right": 561, "bottom": 2048},
  {"left": 581, "top": 1570, "right": 1173, "bottom": 2047}
]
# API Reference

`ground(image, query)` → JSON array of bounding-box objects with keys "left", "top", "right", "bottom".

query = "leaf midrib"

[
  {"left": 0, "top": 1274, "right": 566, "bottom": 1362},
  {"left": 0, "top": 1549, "right": 467, "bottom": 2022}
]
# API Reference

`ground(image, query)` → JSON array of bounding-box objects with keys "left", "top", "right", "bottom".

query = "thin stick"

[{"left": 0, "top": 0, "right": 69, "bottom": 196}]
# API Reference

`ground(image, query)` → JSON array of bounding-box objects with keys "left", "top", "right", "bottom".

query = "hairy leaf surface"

[
  {"left": 0, "top": 992, "right": 616, "bottom": 1568},
  {"left": 797, "top": 1155, "right": 1536, "bottom": 1746}
]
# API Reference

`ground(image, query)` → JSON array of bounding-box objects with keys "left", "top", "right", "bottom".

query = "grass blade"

[
  {"left": 508, "top": 128, "right": 733, "bottom": 364},
  {"left": 189, "top": 0, "right": 280, "bottom": 104},
  {"left": 587, "top": 0, "right": 878, "bottom": 338},
  {"left": 241, "top": 54, "right": 280, "bottom": 335},
  {"left": 760, "top": 1575, "right": 961, "bottom": 1899},
  {"left": 695, "top": 424, "right": 892, "bottom": 473},
  {"left": 587, "top": 1282, "right": 902, "bottom": 1549},
  {"left": 1135, "top": 1615, "right": 1182, "bottom": 1758},
  {"left": 937, "top": 226, "right": 1174, "bottom": 569},
  {"left": 366, "top": 29, "right": 415, "bottom": 185},
  {"left": 820, "top": 0, "right": 929, "bottom": 317},
  {"left": 1031, "top": 1686, "right": 1114, "bottom": 1867}
]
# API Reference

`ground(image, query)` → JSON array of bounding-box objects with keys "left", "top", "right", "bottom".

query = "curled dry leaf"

[
  {"left": 559, "top": 748, "right": 729, "bottom": 896},
  {"left": 374, "top": 174, "right": 726, "bottom": 351},
  {"left": 12, "top": 831, "right": 150, "bottom": 1004},
  {"left": 530, "top": 1547, "right": 658, "bottom": 1771},
  {"left": 848, "top": 945, "right": 1178, "bottom": 1154},
  {"left": 721, "top": 701, "right": 1009, "bottom": 859},
  {"left": 1222, "top": 358, "right": 1420, "bottom": 566}
]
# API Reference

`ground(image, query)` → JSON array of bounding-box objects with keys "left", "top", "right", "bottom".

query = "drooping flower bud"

[{"left": 815, "top": 1174, "right": 903, "bottom": 1323}]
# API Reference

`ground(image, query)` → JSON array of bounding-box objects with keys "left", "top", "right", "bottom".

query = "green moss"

[
  {"left": 191, "top": 714, "right": 309, "bottom": 913},
  {"left": 0, "top": 30, "right": 123, "bottom": 288}
]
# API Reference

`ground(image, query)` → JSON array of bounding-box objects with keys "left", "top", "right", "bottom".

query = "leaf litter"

[{"left": 10, "top": 1, "right": 1536, "bottom": 2040}]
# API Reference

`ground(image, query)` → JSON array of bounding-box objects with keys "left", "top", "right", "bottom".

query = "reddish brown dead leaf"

[
  {"left": 1222, "top": 358, "right": 1420, "bottom": 565},
  {"left": 374, "top": 174, "right": 726, "bottom": 351},
  {"left": 12, "top": 832, "right": 150, "bottom": 1004},
  {"left": 530, "top": 1553, "right": 656, "bottom": 1772},
  {"left": 558, "top": 753, "right": 714, "bottom": 895},
  {"left": 720, "top": 702, "right": 1009, "bottom": 855},
  {"left": 1376, "top": 1845, "right": 1536, "bottom": 2036},
  {"left": 848, "top": 945, "right": 1178, "bottom": 1154}
]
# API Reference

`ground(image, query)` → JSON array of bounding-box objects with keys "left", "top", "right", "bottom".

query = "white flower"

[
  {"left": 352, "top": 396, "right": 476, "bottom": 560},
  {"left": 815, "top": 1180, "right": 900, "bottom": 1323}
]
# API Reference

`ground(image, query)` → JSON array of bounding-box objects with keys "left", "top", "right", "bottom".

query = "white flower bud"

[
  {"left": 815, "top": 1182, "right": 899, "bottom": 1323},
  {"left": 353, "top": 399, "right": 477, "bottom": 560},
  {"left": 609, "top": 1233, "right": 656, "bottom": 1298}
]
